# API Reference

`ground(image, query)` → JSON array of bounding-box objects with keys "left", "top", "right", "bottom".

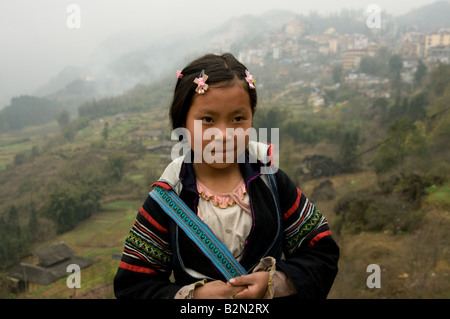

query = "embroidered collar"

[{"left": 196, "top": 179, "right": 247, "bottom": 209}]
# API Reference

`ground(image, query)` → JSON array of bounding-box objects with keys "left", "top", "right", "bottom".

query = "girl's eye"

[
  {"left": 202, "top": 117, "right": 213, "bottom": 123},
  {"left": 233, "top": 116, "right": 245, "bottom": 122}
]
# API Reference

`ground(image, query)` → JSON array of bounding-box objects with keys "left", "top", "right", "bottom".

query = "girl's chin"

[
  {"left": 202, "top": 161, "right": 238, "bottom": 170},
  {"left": 204, "top": 155, "right": 236, "bottom": 164},
  {"left": 211, "top": 150, "right": 234, "bottom": 158}
]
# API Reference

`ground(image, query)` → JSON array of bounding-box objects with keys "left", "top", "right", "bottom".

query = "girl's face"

[{"left": 184, "top": 82, "right": 253, "bottom": 171}]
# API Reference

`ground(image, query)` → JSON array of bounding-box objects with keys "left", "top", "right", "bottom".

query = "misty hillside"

[
  {"left": 34, "top": 10, "right": 299, "bottom": 105},
  {"left": 0, "top": 96, "right": 61, "bottom": 132},
  {"left": 395, "top": 0, "right": 450, "bottom": 31}
]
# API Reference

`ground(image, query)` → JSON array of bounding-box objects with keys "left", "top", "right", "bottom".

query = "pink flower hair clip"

[
  {"left": 245, "top": 70, "right": 255, "bottom": 89},
  {"left": 176, "top": 70, "right": 184, "bottom": 79},
  {"left": 194, "top": 70, "right": 209, "bottom": 94}
]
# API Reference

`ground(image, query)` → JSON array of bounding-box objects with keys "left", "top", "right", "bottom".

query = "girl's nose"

[{"left": 213, "top": 124, "right": 232, "bottom": 142}]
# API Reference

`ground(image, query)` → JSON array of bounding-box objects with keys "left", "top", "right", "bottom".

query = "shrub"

[{"left": 334, "top": 188, "right": 422, "bottom": 235}]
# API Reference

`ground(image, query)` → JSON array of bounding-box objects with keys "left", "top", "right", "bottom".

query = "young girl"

[{"left": 113, "top": 53, "right": 339, "bottom": 299}]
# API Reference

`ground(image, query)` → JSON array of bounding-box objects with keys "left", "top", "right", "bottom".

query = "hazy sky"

[{"left": 0, "top": 0, "right": 442, "bottom": 108}]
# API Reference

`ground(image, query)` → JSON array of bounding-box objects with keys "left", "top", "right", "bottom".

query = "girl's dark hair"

[{"left": 169, "top": 53, "right": 257, "bottom": 130}]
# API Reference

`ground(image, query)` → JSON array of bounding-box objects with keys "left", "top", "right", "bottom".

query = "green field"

[
  {"left": 21, "top": 199, "right": 140, "bottom": 299},
  {"left": 426, "top": 183, "right": 450, "bottom": 205}
]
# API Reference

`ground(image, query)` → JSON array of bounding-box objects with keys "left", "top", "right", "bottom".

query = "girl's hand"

[
  {"left": 193, "top": 280, "right": 247, "bottom": 299},
  {"left": 227, "top": 272, "right": 270, "bottom": 299}
]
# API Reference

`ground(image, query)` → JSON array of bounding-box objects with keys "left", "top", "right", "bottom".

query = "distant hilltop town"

[{"left": 234, "top": 20, "right": 450, "bottom": 70}]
